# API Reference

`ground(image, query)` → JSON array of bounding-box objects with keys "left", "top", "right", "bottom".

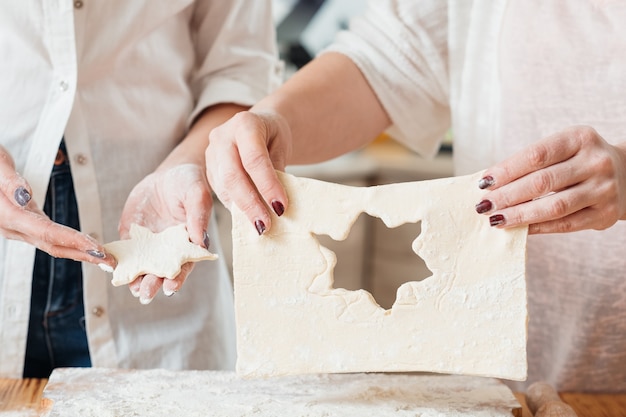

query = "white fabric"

[
  {"left": 328, "top": 0, "right": 626, "bottom": 392},
  {"left": 0, "top": 0, "right": 281, "bottom": 378}
]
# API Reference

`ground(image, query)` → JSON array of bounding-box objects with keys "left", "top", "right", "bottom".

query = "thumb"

[
  {"left": 0, "top": 146, "right": 33, "bottom": 207},
  {"left": 185, "top": 188, "right": 213, "bottom": 249}
]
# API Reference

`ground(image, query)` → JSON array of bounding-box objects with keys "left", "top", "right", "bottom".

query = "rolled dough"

[
  {"left": 232, "top": 171, "right": 528, "bottom": 380},
  {"left": 103, "top": 223, "right": 217, "bottom": 286},
  {"left": 42, "top": 367, "right": 521, "bottom": 417}
]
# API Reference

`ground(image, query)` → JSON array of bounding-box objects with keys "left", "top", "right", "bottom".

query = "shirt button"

[
  {"left": 74, "top": 0, "right": 84, "bottom": 8},
  {"left": 91, "top": 306, "right": 105, "bottom": 317},
  {"left": 75, "top": 153, "right": 88, "bottom": 165},
  {"left": 59, "top": 81, "right": 69, "bottom": 92}
]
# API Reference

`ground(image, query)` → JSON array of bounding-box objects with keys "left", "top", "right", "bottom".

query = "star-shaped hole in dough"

[{"left": 103, "top": 223, "right": 217, "bottom": 286}]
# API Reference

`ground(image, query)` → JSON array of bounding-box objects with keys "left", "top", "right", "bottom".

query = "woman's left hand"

[
  {"left": 118, "top": 163, "right": 213, "bottom": 304},
  {"left": 476, "top": 125, "right": 626, "bottom": 234}
]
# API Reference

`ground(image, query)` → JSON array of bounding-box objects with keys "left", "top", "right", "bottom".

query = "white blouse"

[
  {"left": 329, "top": 0, "right": 626, "bottom": 392},
  {"left": 0, "top": 0, "right": 282, "bottom": 377}
]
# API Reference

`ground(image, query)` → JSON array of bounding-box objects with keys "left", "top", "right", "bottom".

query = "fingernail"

[
  {"left": 255, "top": 220, "right": 266, "bottom": 235},
  {"left": 87, "top": 249, "right": 106, "bottom": 259},
  {"left": 489, "top": 214, "right": 506, "bottom": 227},
  {"left": 163, "top": 288, "right": 177, "bottom": 297},
  {"left": 202, "top": 230, "right": 210, "bottom": 249},
  {"left": 475, "top": 199, "right": 493, "bottom": 214},
  {"left": 271, "top": 200, "right": 285, "bottom": 216},
  {"left": 14, "top": 187, "right": 31, "bottom": 206},
  {"left": 130, "top": 287, "right": 140, "bottom": 298},
  {"left": 140, "top": 295, "right": 154, "bottom": 305},
  {"left": 478, "top": 175, "right": 495, "bottom": 189},
  {"left": 98, "top": 263, "right": 114, "bottom": 273}
]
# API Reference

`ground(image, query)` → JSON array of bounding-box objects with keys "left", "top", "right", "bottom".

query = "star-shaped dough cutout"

[{"left": 103, "top": 223, "right": 217, "bottom": 286}]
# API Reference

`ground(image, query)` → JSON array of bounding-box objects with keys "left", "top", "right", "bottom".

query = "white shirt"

[
  {"left": 0, "top": 0, "right": 282, "bottom": 378},
  {"left": 329, "top": 0, "right": 626, "bottom": 392}
]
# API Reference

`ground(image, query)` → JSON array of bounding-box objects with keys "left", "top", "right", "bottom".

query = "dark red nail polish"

[
  {"left": 271, "top": 200, "right": 285, "bottom": 216},
  {"left": 489, "top": 214, "right": 506, "bottom": 227},
  {"left": 478, "top": 175, "right": 495, "bottom": 189},
  {"left": 255, "top": 220, "right": 266, "bottom": 235},
  {"left": 475, "top": 199, "right": 493, "bottom": 214}
]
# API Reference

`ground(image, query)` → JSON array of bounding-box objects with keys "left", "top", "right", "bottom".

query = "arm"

[
  {"left": 206, "top": 52, "right": 391, "bottom": 234},
  {"left": 257, "top": 53, "right": 391, "bottom": 164}
]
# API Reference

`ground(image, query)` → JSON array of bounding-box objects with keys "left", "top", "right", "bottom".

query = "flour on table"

[
  {"left": 42, "top": 368, "right": 521, "bottom": 417},
  {"left": 103, "top": 223, "right": 217, "bottom": 286},
  {"left": 232, "top": 171, "right": 528, "bottom": 380}
]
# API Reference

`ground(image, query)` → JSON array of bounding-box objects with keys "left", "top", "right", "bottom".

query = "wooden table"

[
  {"left": 1, "top": 378, "right": 625, "bottom": 416},
  {"left": 0, "top": 378, "right": 48, "bottom": 415}
]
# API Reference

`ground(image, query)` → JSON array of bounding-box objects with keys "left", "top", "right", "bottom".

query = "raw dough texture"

[
  {"left": 232, "top": 171, "right": 528, "bottom": 380},
  {"left": 103, "top": 223, "right": 217, "bottom": 286},
  {"left": 42, "top": 367, "right": 521, "bottom": 417}
]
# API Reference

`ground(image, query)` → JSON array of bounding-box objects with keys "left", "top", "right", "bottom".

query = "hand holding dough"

[
  {"left": 232, "top": 171, "right": 528, "bottom": 379},
  {"left": 103, "top": 223, "right": 217, "bottom": 286}
]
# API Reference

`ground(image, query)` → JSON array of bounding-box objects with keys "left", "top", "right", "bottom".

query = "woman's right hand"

[
  {"left": 0, "top": 145, "right": 116, "bottom": 269},
  {"left": 205, "top": 111, "right": 292, "bottom": 235},
  {"left": 477, "top": 125, "right": 626, "bottom": 234}
]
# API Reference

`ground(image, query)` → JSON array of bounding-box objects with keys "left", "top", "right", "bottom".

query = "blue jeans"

[{"left": 23, "top": 141, "right": 91, "bottom": 378}]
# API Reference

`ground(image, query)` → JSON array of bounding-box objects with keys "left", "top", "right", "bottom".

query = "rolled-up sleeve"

[
  {"left": 325, "top": 0, "right": 450, "bottom": 158},
  {"left": 188, "top": 0, "right": 283, "bottom": 124}
]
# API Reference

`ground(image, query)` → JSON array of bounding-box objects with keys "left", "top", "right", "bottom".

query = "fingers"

[
  {"left": 137, "top": 274, "right": 164, "bottom": 305},
  {"left": 119, "top": 164, "right": 211, "bottom": 303},
  {"left": 128, "top": 263, "right": 194, "bottom": 304},
  {"left": 212, "top": 142, "right": 274, "bottom": 234},
  {"left": 207, "top": 112, "right": 289, "bottom": 235},
  {"left": 238, "top": 129, "right": 288, "bottom": 227},
  {"left": 480, "top": 129, "right": 582, "bottom": 190},
  {"left": 181, "top": 173, "right": 213, "bottom": 249},
  {"left": 528, "top": 206, "right": 606, "bottom": 234},
  {"left": 0, "top": 148, "right": 33, "bottom": 208},
  {"left": 162, "top": 262, "right": 193, "bottom": 296},
  {"left": 481, "top": 185, "right": 612, "bottom": 233},
  {"left": 480, "top": 165, "right": 586, "bottom": 215},
  {"left": 0, "top": 194, "right": 116, "bottom": 268},
  {"left": 476, "top": 157, "right": 590, "bottom": 225},
  {"left": 128, "top": 277, "right": 142, "bottom": 298},
  {"left": 19, "top": 209, "right": 115, "bottom": 266},
  {"left": 475, "top": 126, "right": 625, "bottom": 233},
  {"left": 127, "top": 275, "right": 164, "bottom": 305},
  {"left": 1, "top": 146, "right": 115, "bottom": 267}
]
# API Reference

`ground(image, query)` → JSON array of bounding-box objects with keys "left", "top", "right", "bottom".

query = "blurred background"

[{"left": 273, "top": 0, "right": 368, "bottom": 77}]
